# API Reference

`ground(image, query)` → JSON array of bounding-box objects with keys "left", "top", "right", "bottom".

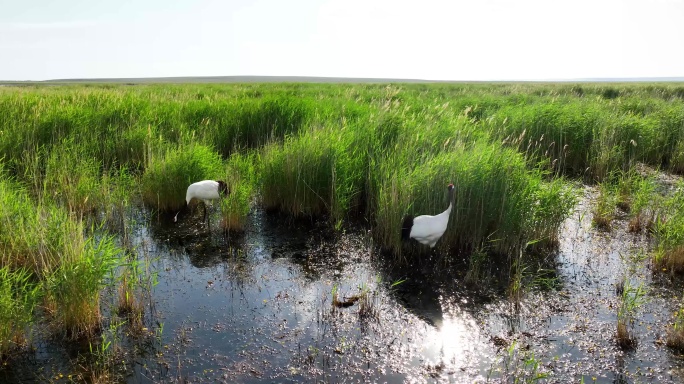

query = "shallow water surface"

[{"left": 4, "top": 187, "right": 684, "bottom": 383}]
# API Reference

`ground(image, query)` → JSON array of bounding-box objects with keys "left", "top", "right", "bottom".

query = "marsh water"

[{"left": 4, "top": 186, "right": 684, "bottom": 383}]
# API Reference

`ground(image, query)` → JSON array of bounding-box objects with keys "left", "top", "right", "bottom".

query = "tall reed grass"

[
  {"left": 0, "top": 176, "right": 86, "bottom": 275},
  {"left": 374, "top": 140, "right": 576, "bottom": 256},
  {"left": 142, "top": 143, "right": 224, "bottom": 211},
  {"left": 261, "top": 123, "right": 365, "bottom": 224},
  {"left": 653, "top": 181, "right": 684, "bottom": 273},
  {"left": 220, "top": 152, "right": 259, "bottom": 232},
  {"left": 2, "top": 80, "right": 684, "bottom": 375},
  {"left": 1, "top": 169, "right": 123, "bottom": 339},
  {"left": 1, "top": 83, "right": 681, "bottom": 260},
  {"left": 0, "top": 267, "right": 40, "bottom": 359},
  {"left": 45, "top": 235, "right": 120, "bottom": 338}
]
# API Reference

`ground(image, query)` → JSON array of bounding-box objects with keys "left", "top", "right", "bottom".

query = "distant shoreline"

[{"left": 1, "top": 75, "right": 684, "bottom": 85}]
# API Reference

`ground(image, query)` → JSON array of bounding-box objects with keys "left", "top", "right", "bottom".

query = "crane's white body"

[
  {"left": 185, "top": 180, "right": 221, "bottom": 206},
  {"left": 174, "top": 180, "right": 228, "bottom": 223},
  {"left": 409, "top": 203, "right": 452, "bottom": 248},
  {"left": 402, "top": 183, "right": 455, "bottom": 248}
]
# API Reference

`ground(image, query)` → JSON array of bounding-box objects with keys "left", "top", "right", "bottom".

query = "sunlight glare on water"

[{"left": 420, "top": 297, "right": 487, "bottom": 371}]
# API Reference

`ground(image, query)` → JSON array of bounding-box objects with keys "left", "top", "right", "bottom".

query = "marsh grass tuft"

[
  {"left": 0, "top": 267, "right": 40, "bottom": 359},
  {"left": 116, "top": 255, "right": 148, "bottom": 336},
  {"left": 615, "top": 281, "right": 646, "bottom": 350},
  {"left": 653, "top": 181, "right": 684, "bottom": 273},
  {"left": 465, "top": 249, "right": 490, "bottom": 288},
  {"left": 261, "top": 124, "right": 364, "bottom": 223},
  {"left": 376, "top": 140, "right": 575, "bottom": 257},
  {"left": 0, "top": 176, "right": 91, "bottom": 276},
  {"left": 357, "top": 281, "right": 380, "bottom": 321},
  {"left": 616, "top": 320, "right": 636, "bottom": 350},
  {"left": 220, "top": 152, "right": 259, "bottom": 232},
  {"left": 43, "top": 140, "right": 103, "bottom": 216},
  {"left": 667, "top": 306, "right": 684, "bottom": 352},
  {"left": 45, "top": 235, "right": 121, "bottom": 339},
  {"left": 142, "top": 143, "right": 223, "bottom": 211},
  {"left": 592, "top": 183, "right": 617, "bottom": 230}
]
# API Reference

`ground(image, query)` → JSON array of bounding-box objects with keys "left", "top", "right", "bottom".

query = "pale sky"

[{"left": 1, "top": 0, "right": 682, "bottom": 81}]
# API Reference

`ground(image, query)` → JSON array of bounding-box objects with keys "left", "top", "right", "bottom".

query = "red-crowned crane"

[
  {"left": 401, "top": 183, "right": 455, "bottom": 248},
  {"left": 174, "top": 180, "right": 230, "bottom": 224}
]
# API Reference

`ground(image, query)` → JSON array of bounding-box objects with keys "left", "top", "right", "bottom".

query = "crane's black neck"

[
  {"left": 217, "top": 180, "right": 230, "bottom": 197},
  {"left": 401, "top": 215, "right": 414, "bottom": 240}
]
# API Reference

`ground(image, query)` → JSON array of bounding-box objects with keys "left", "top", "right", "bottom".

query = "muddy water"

[
  {"left": 131, "top": 212, "right": 496, "bottom": 383},
  {"left": 4, "top": 187, "right": 684, "bottom": 383}
]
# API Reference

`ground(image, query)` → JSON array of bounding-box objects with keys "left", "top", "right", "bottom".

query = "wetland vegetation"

[{"left": 1, "top": 82, "right": 684, "bottom": 382}]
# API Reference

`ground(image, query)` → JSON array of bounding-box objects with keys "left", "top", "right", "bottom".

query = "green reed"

[
  {"left": 45, "top": 234, "right": 121, "bottom": 339},
  {"left": 220, "top": 151, "right": 259, "bottom": 232},
  {"left": 141, "top": 142, "right": 224, "bottom": 211},
  {"left": 0, "top": 266, "right": 40, "bottom": 359}
]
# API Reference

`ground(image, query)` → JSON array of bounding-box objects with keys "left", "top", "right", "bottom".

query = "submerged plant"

[
  {"left": 357, "top": 280, "right": 380, "bottom": 321},
  {"left": 626, "top": 174, "right": 659, "bottom": 233},
  {"left": 99, "top": 167, "right": 137, "bottom": 239},
  {"left": 486, "top": 340, "right": 549, "bottom": 382},
  {"left": 116, "top": 252, "right": 151, "bottom": 336},
  {"left": 84, "top": 319, "right": 126, "bottom": 383},
  {"left": 465, "top": 248, "right": 489, "bottom": 288}
]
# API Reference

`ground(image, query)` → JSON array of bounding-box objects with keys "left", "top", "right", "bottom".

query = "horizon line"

[{"left": 2, "top": 75, "right": 684, "bottom": 84}]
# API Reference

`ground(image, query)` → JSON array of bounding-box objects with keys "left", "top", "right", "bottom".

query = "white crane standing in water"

[
  {"left": 401, "top": 183, "right": 455, "bottom": 248},
  {"left": 174, "top": 180, "right": 230, "bottom": 224}
]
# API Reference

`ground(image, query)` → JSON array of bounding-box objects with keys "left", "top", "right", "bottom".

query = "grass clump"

[
  {"left": 592, "top": 182, "right": 617, "bottom": 230},
  {"left": 591, "top": 114, "right": 660, "bottom": 180},
  {"left": 142, "top": 143, "right": 224, "bottom": 211},
  {"left": 43, "top": 141, "right": 104, "bottom": 216},
  {"left": 652, "top": 182, "right": 684, "bottom": 273},
  {"left": 490, "top": 101, "right": 602, "bottom": 176},
  {"left": 590, "top": 170, "right": 660, "bottom": 232},
  {"left": 1, "top": 170, "right": 123, "bottom": 340},
  {"left": 0, "top": 176, "right": 87, "bottom": 275},
  {"left": 261, "top": 124, "right": 364, "bottom": 224},
  {"left": 45, "top": 235, "right": 120, "bottom": 339},
  {"left": 667, "top": 304, "right": 684, "bottom": 352},
  {"left": 0, "top": 267, "right": 40, "bottom": 360},
  {"left": 375, "top": 140, "right": 575, "bottom": 256},
  {"left": 99, "top": 167, "right": 137, "bottom": 238},
  {"left": 622, "top": 172, "right": 659, "bottom": 233},
  {"left": 616, "top": 281, "right": 646, "bottom": 350},
  {"left": 116, "top": 252, "right": 156, "bottom": 336},
  {"left": 194, "top": 96, "right": 314, "bottom": 156},
  {"left": 220, "top": 152, "right": 259, "bottom": 232}
]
